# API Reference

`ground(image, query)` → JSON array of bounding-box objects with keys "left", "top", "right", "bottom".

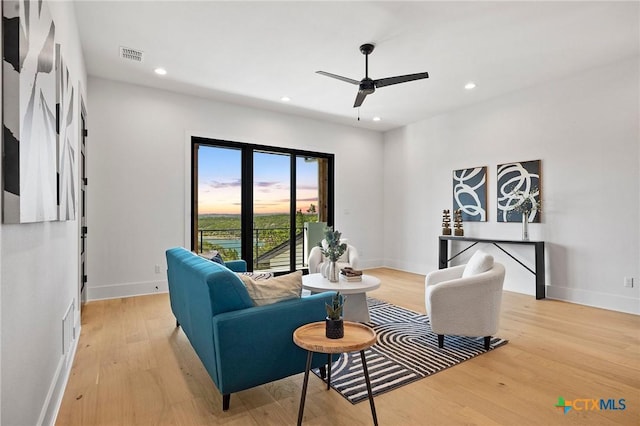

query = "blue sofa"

[{"left": 165, "top": 247, "right": 335, "bottom": 410}]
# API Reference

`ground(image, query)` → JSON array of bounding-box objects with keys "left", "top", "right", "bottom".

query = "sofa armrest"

[
  {"left": 225, "top": 260, "right": 247, "bottom": 272},
  {"left": 211, "top": 292, "right": 336, "bottom": 394}
]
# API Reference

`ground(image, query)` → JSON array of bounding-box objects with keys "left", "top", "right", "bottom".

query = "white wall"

[
  {"left": 1, "top": 2, "right": 87, "bottom": 425},
  {"left": 86, "top": 77, "right": 384, "bottom": 300},
  {"left": 383, "top": 57, "right": 640, "bottom": 314}
]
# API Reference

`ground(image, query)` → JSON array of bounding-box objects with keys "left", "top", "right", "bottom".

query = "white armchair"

[
  {"left": 308, "top": 240, "right": 359, "bottom": 275},
  {"left": 425, "top": 250, "right": 505, "bottom": 350}
]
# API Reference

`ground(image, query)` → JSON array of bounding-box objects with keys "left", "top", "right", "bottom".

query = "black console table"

[{"left": 439, "top": 236, "right": 546, "bottom": 299}]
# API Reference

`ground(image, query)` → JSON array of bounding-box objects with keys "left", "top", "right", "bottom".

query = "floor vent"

[{"left": 119, "top": 46, "right": 144, "bottom": 62}]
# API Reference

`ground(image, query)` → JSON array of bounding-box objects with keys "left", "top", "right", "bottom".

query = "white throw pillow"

[
  {"left": 237, "top": 270, "right": 302, "bottom": 306},
  {"left": 462, "top": 250, "right": 494, "bottom": 278}
]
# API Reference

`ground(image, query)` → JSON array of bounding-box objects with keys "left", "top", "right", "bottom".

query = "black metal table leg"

[
  {"left": 360, "top": 350, "right": 378, "bottom": 426},
  {"left": 535, "top": 242, "right": 545, "bottom": 299},
  {"left": 297, "top": 351, "right": 314, "bottom": 426},
  {"left": 439, "top": 238, "right": 448, "bottom": 269},
  {"left": 326, "top": 353, "right": 332, "bottom": 390}
]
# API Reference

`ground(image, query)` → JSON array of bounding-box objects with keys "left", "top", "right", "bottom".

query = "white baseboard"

[
  {"left": 546, "top": 285, "right": 639, "bottom": 315},
  {"left": 38, "top": 323, "right": 81, "bottom": 426},
  {"left": 87, "top": 279, "right": 169, "bottom": 301},
  {"left": 358, "top": 258, "right": 385, "bottom": 270}
]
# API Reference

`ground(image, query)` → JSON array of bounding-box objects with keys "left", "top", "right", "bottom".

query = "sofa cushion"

[
  {"left": 210, "top": 251, "right": 225, "bottom": 265},
  {"left": 196, "top": 251, "right": 224, "bottom": 265},
  {"left": 238, "top": 270, "right": 303, "bottom": 306},
  {"left": 462, "top": 250, "right": 494, "bottom": 278}
]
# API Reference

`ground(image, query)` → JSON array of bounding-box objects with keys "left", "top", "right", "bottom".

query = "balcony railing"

[{"left": 197, "top": 227, "right": 308, "bottom": 271}]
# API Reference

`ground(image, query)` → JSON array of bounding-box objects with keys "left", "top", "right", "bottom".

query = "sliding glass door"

[
  {"left": 253, "top": 151, "right": 291, "bottom": 271},
  {"left": 192, "top": 138, "right": 333, "bottom": 273},
  {"left": 193, "top": 145, "right": 242, "bottom": 260}
]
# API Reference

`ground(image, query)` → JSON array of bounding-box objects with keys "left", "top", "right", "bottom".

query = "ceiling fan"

[{"left": 316, "top": 43, "right": 429, "bottom": 108}]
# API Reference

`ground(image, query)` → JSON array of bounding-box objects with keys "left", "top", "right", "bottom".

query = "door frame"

[{"left": 79, "top": 96, "right": 88, "bottom": 307}]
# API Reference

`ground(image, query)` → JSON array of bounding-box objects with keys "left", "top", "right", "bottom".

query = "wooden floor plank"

[{"left": 57, "top": 268, "right": 640, "bottom": 425}]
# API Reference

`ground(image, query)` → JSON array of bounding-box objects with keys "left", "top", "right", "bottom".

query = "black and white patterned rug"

[{"left": 313, "top": 298, "right": 508, "bottom": 404}]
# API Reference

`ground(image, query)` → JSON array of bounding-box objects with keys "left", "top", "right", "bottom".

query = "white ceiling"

[{"left": 74, "top": 1, "right": 639, "bottom": 132}]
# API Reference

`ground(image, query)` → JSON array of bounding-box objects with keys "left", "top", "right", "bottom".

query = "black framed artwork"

[
  {"left": 497, "top": 160, "right": 541, "bottom": 223},
  {"left": 453, "top": 166, "right": 487, "bottom": 222}
]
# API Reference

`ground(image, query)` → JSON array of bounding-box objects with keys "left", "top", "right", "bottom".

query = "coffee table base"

[{"left": 342, "top": 292, "right": 371, "bottom": 323}]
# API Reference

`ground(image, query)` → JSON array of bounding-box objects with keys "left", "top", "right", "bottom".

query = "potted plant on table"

[
  {"left": 320, "top": 228, "right": 347, "bottom": 282},
  {"left": 508, "top": 186, "right": 541, "bottom": 241},
  {"left": 325, "top": 292, "right": 345, "bottom": 339}
]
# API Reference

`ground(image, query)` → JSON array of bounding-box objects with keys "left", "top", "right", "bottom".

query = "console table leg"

[
  {"left": 439, "top": 238, "right": 448, "bottom": 269},
  {"left": 360, "top": 350, "right": 378, "bottom": 426},
  {"left": 535, "top": 242, "right": 545, "bottom": 299},
  {"left": 297, "top": 351, "right": 314, "bottom": 426}
]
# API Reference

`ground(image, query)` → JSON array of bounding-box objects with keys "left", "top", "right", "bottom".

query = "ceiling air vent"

[{"left": 119, "top": 46, "right": 144, "bottom": 62}]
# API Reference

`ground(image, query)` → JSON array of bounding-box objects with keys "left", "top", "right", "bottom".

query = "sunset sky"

[{"left": 197, "top": 146, "right": 319, "bottom": 215}]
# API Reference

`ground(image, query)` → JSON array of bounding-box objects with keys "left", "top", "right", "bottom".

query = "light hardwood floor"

[{"left": 56, "top": 268, "right": 639, "bottom": 425}]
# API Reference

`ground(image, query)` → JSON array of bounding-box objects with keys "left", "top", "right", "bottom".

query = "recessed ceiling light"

[
  {"left": 372, "top": 116, "right": 381, "bottom": 122},
  {"left": 464, "top": 82, "right": 476, "bottom": 90},
  {"left": 280, "top": 96, "right": 291, "bottom": 102},
  {"left": 154, "top": 68, "right": 167, "bottom": 76}
]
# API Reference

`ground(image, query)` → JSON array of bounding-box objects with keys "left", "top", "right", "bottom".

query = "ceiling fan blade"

[
  {"left": 374, "top": 72, "right": 429, "bottom": 88},
  {"left": 316, "top": 71, "right": 360, "bottom": 85},
  {"left": 353, "top": 90, "right": 368, "bottom": 108}
]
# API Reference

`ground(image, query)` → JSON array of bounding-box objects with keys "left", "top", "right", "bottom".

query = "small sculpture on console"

[
  {"left": 442, "top": 209, "right": 452, "bottom": 235},
  {"left": 454, "top": 209, "right": 464, "bottom": 236}
]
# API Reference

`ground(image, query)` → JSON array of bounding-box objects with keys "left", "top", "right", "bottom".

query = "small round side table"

[{"left": 293, "top": 321, "right": 378, "bottom": 426}]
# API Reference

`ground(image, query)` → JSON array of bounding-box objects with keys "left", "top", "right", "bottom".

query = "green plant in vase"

[
  {"left": 319, "top": 227, "right": 347, "bottom": 282},
  {"left": 325, "top": 292, "right": 345, "bottom": 339},
  {"left": 508, "top": 186, "right": 541, "bottom": 241}
]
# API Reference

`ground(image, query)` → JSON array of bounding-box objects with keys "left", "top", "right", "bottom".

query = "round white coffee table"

[{"left": 302, "top": 273, "right": 381, "bottom": 322}]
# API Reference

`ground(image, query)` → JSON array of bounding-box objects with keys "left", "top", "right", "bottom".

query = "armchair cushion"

[
  {"left": 238, "top": 270, "right": 303, "bottom": 306},
  {"left": 462, "top": 249, "right": 494, "bottom": 278}
]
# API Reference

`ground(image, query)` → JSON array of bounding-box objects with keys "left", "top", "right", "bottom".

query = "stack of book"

[{"left": 340, "top": 267, "right": 363, "bottom": 282}]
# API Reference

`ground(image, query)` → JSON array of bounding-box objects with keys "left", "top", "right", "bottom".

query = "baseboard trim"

[
  {"left": 546, "top": 285, "right": 639, "bottom": 315},
  {"left": 87, "top": 279, "right": 169, "bottom": 301},
  {"left": 38, "top": 323, "right": 81, "bottom": 426}
]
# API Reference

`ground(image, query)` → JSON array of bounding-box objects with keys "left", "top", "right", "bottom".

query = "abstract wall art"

[
  {"left": 56, "top": 44, "right": 76, "bottom": 220},
  {"left": 497, "top": 160, "right": 541, "bottom": 223},
  {"left": 453, "top": 166, "right": 487, "bottom": 222},
  {"left": 3, "top": 0, "right": 58, "bottom": 223}
]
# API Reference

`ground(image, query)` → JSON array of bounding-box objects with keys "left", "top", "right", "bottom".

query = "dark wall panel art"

[
  {"left": 497, "top": 160, "right": 541, "bottom": 223},
  {"left": 453, "top": 166, "right": 487, "bottom": 222}
]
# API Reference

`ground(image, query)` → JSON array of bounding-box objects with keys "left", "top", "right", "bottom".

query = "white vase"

[
  {"left": 522, "top": 211, "right": 530, "bottom": 241},
  {"left": 328, "top": 261, "right": 339, "bottom": 282}
]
